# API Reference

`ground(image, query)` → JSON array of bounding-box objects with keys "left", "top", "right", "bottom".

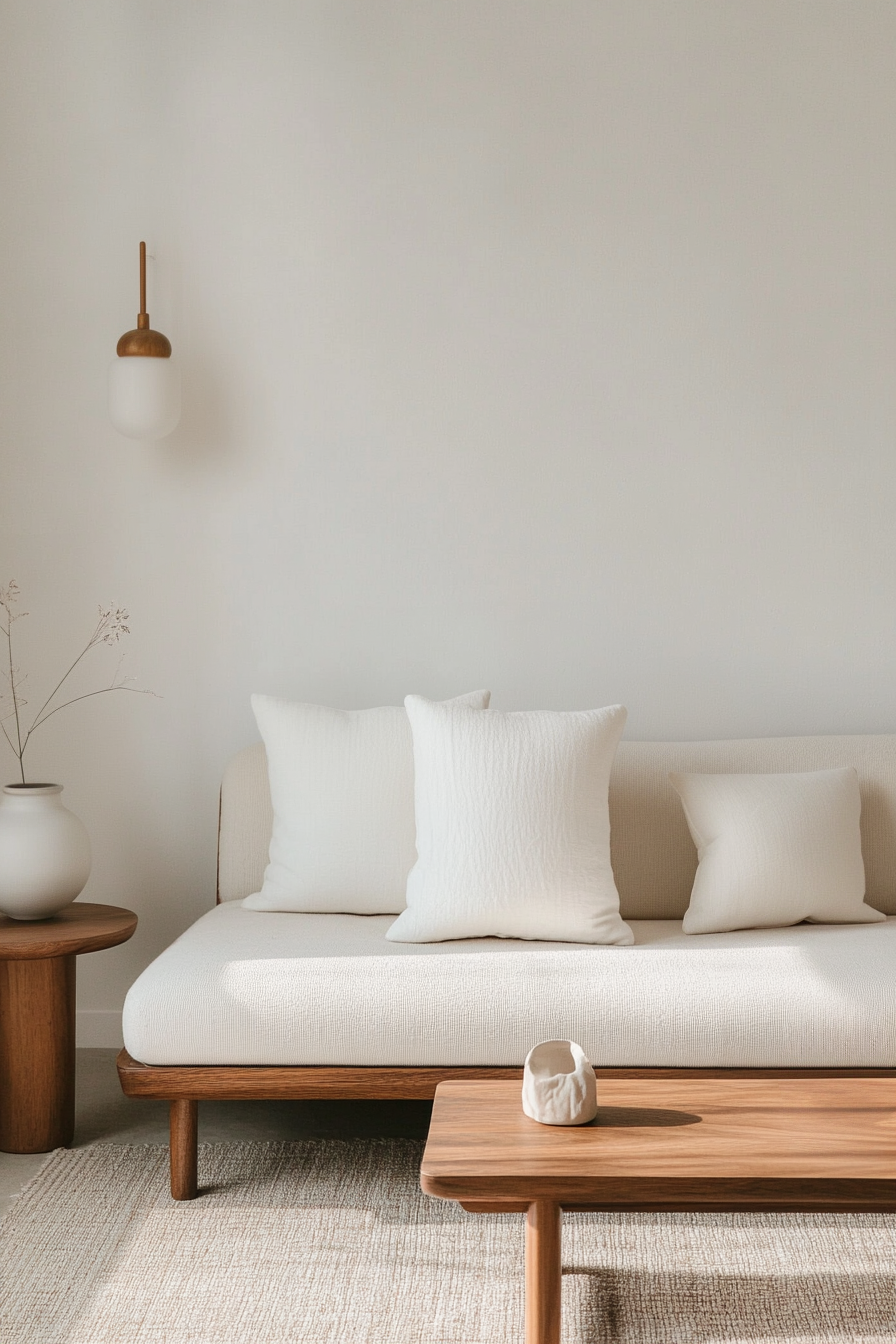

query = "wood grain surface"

[
  {"left": 117, "top": 1053, "right": 896, "bottom": 1101},
  {"left": 170, "top": 1100, "right": 198, "bottom": 1200},
  {"left": 117, "top": 1052, "right": 523, "bottom": 1099},
  {"left": 421, "top": 1078, "right": 896, "bottom": 1212},
  {"left": 0, "top": 955, "right": 75, "bottom": 1151},
  {"left": 525, "top": 1200, "right": 561, "bottom": 1344},
  {"left": 0, "top": 903, "right": 137, "bottom": 960}
]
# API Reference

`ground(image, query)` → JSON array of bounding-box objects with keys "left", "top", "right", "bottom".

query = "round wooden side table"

[{"left": 0, "top": 902, "right": 137, "bottom": 1153}]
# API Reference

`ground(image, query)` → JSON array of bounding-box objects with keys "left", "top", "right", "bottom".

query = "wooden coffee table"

[
  {"left": 0, "top": 903, "right": 137, "bottom": 1153},
  {"left": 421, "top": 1077, "right": 896, "bottom": 1344}
]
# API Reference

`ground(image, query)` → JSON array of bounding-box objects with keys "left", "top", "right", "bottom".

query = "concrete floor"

[{"left": 0, "top": 1048, "right": 433, "bottom": 1217}]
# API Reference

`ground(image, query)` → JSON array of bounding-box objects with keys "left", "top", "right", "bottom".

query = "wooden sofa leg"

[{"left": 170, "top": 1100, "right": 198, "bottom": 1200}]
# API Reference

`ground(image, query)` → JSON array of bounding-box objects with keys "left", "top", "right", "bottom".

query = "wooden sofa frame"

[{"left": 115, "top": 1053, "right": 895, "bottom": 1200}]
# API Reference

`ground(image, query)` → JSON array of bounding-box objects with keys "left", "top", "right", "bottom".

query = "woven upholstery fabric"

[
  {"left": 217, "top": 735, "right": 896, "bottom": 918},
  {"left": 3, "top": 1142, "right": 893, "bottom": 1344},
  {"left": 387, "top": 699, "right": 632, "bottom": 945},
  {"left": 671, "top": 768, "right": 883, "bottom": 934},
  {"left": 244, "top": 690, "right": 489, "bottom": 914},
  {"left": 122, "top": 902, "right": 896, "bottom": 1067}
]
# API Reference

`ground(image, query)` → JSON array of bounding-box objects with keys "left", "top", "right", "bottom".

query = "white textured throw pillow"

[
  {"left": 244, "top": 689, "right": 490, "bottom": 915},
  {"left": 386, "top": 698, "right": 633, "bottom": 945},
  {"left": 671, "top": 767, "right": 884, "bottom": 935}
]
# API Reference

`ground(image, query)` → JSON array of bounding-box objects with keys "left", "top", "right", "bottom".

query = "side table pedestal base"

[{"left": 0, "top": 954, "right": 75, "bottom": 1152}]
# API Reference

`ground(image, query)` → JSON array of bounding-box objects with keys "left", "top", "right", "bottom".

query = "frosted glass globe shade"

[{"left": 109, "top": 355, "right": 181, "bottom": 440}]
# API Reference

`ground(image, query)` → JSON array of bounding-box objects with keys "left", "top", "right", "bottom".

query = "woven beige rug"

[{"left": 0, "top": 1140, "right": 893, "bottom": 1343}]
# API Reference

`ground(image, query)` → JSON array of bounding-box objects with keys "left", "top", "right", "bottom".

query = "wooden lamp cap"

[{"left": 116, "top": 326, "right": 172, "bottom": 358}]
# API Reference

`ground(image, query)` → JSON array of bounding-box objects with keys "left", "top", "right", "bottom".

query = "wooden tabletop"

[
  {"left": 421, "top": 1078, "right": 896, "bottom": 1213},
  {"left": 0, "top": 902, "right": 137, "bottom": 959}
]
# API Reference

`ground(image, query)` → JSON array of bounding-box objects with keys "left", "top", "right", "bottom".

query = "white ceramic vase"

[
  {"left": 522, "top": 1039, "right": 598, "bottom": 1126},
  {"left": 0, "top": 784, "right": 91, "bottom": 920}
]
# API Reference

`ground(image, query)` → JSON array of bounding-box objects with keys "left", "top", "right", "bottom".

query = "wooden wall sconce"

[{"left": 109, "top": 242, "right": 180, "bottom": 440}]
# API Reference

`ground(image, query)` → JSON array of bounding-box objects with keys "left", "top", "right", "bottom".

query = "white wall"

[{"left": 1, "top": 1, "right": 894, "bottom": 1040}]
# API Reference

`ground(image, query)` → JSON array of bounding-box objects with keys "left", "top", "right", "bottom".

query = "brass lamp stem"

[
  {"left": 138, "top": 241, "right": 148, "bottom": 330},
  {"left": 117, "top": 241, "right": 171, "bottom": 356}
]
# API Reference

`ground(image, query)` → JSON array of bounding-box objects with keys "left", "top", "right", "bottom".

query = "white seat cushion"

[{"left": 122, "top": 903, "right": 896, "bottom": 1068}]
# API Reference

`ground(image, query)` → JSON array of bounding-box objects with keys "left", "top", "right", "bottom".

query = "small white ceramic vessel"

[
  {"left": 522, "top": 1039, "right": 598, "bottom": 1126},
  {"left": 0, "top": 784, "right": 91, "bottom": 920}
]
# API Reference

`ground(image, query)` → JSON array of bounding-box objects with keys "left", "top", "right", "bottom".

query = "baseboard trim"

[{"left": 77, "top": 1010, "right": 123, "bottom": 1048}]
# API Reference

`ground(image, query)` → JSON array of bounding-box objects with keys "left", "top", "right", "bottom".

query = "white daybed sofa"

[{"left": 118, "top": 733, "right": 896, "bottom": 1198}]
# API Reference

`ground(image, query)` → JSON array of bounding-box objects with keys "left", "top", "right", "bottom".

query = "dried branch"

[
  {"left": 0, "top": 582, "right": 153, "bottom": 783},
  {"left": 27, "top": 683, "right": 155, "bottom": 735}
]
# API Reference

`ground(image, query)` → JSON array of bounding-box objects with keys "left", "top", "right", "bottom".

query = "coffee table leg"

[
  {"left": 0, "top": 954, "right": 76, "bottom": 1152},
  {"left": 525, "top": 1200, "right": 561, "bottom": 1344}
]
